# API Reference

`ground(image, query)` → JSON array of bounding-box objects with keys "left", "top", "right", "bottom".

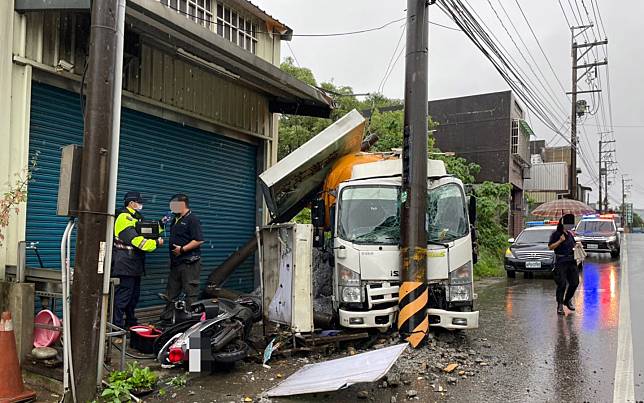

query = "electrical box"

[
  {"left": 260, "top": 223, "right": 314, "bottom": 333},
  {"left": 57, "top": 144, "right": 83, "bottom": 216}
]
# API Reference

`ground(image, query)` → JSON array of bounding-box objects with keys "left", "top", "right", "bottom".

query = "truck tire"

[
  {"left": 506, "top": 270, "right": 516, "bottom": 278},
  {"left": 212, "top": 339, "right": 248, "bottom": 364}
]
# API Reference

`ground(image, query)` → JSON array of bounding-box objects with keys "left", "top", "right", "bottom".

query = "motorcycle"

[{"left": 154, "top": 294, "right": 260, "bottom": 372}]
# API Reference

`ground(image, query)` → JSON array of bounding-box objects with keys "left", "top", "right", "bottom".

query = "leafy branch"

[{"left": 0, "top": 152, "right": 39, "bottom": 245}]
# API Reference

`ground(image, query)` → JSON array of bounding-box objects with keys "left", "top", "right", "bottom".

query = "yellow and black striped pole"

[{"left": 398, "top": 0, "right": 429, "bottom": 348}]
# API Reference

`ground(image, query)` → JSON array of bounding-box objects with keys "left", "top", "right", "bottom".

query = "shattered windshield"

[
  {"left": 426, "top": 183, "right": 469, "bottom": 243},
  {"left": 338, "top": 186, "right": 400, "bottom": 245},
  {"left": 338, "top": 183, "right": 469, "bottom": 245}
]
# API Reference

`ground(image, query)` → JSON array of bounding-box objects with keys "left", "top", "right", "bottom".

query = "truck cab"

[{"left": 332, "top": 159, "right": 479, "bottom": 331}]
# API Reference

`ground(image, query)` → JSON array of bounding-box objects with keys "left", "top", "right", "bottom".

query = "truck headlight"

[
  {"left": 505, "top": 248, "right": 514, "bottom": 258},
  {"left": 341, "top": 286, "right": 364, "bottom": 303},
  {"left": 449, "top": 262, "right": 473, "bottom": 285},
  {"left": 338, "top": 264, "right": 361, "bottom": 286},
  {"left": 448, "top": 284, "right": 472, "bottom": 302}
]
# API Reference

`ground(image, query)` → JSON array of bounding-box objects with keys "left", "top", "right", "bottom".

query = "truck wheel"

[
  {"left": 212, "top": 339, "right": 248, "bottom": 364},
  {"left": 506, "top": 270, "right": 516, "bottom": 278}
]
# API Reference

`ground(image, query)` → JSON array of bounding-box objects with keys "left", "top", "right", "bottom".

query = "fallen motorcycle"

[{"left": 154, "top": 294, "right": 260, "bottom": 372}]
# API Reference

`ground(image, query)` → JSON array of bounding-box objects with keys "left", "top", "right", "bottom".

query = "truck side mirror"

[{"left": 468, "top": 196, "right": 477, "bottom": 225}]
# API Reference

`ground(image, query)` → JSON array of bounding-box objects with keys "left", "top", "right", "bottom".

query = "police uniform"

[
  {"left": 162, "top": 209, "right": 204, "bottom": 317},
  {"left": 112, "top": 192, "right": 161, "bottom": 328}
]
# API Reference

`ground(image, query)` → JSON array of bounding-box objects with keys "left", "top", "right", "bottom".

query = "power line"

[
  {"left": 512, "top": 0, "right": 570, "bottom": 99},
  {"left": 378, "top": 24, "right": 407, "bottom": 94},
  {"left": 489, "top": 0, "right": 569, "bottom": 116},
  {"left": 285, "top": 42, "right": 301, "bottom": 67}
]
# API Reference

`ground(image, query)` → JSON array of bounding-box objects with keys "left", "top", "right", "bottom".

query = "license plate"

[
  {"left": 525, "top": 261, "right": 541, "bottom": 269},
  {"left": 587, "top": 244, "right": 599, "bottom": 249}
]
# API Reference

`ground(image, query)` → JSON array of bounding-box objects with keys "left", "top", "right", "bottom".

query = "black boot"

[
  {"left": 565, "top": 300, "right": 576, "bottom": 311},
  {"left": 557, "top": 304, "right": 565, "bottom": 315}
]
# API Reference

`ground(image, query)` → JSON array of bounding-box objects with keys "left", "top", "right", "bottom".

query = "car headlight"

[
  {"left": 505, "top": 248, "right": 515, "bottom": 258},
  {"left": 341, "top": 286, "right": 364, "bottom": 303},
  {"left": 608, "top": 235, "right": 617, "bottom": 242},
  {"left": 448, "top": 284, "right": 472, "bottom": 302},
  {"left": 338, "top": 263, "right": 361, "bottom": 286},
  {"left": 449, "top": 262, "right": 473, "bottom": 285}
]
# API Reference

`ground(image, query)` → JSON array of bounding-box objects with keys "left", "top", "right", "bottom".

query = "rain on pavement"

[{"left": 444, "top": 235, "right": 642, "bottom": 403}]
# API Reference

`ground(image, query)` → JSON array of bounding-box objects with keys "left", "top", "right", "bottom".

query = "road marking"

[{"left": 613, "top": 237, "right": 635, "bottom": 402}]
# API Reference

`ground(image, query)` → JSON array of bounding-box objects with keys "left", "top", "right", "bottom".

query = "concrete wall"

[
  {"left": 0, "top": 281, "right": 35, "bottom": 362},
  {"left": 429, "top": 91, "right": 513, "bottom": 184}
]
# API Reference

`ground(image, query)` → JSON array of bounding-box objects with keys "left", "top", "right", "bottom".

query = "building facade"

[
  {"left": 428, "top": 91, "right": 533, "bottom": 237},
  {"left": 0, "top": 0, "right": 332, "bottom": 306}
]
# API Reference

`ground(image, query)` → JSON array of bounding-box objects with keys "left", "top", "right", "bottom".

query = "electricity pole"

[
  {"left": 398, "top": 0, "right": 429, "bottom": 348},
  {"left": 71, "top": 0, "right": 119, "bottom": 400},
  {"left": 569, "top": 26, "right": 607, "bottom": 200},
  {"left": 598, "top": 139, "right": 602, "bottom": 212},
  {"left": 598, "top": 138, "right": 615, "bottom": 213}
]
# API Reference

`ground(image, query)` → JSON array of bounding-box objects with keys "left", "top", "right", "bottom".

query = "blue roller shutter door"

[{"left": 26, "top": 83, "right": 257, "bottom": 308}]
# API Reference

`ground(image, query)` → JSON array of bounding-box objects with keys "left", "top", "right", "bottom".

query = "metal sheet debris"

[{"left": 266, "top": 343, "right": 408, "bottom": 397}]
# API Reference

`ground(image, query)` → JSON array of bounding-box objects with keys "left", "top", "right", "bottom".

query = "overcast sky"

[{"left": 253, "top": 0, "right": 644, "bottom": 209}]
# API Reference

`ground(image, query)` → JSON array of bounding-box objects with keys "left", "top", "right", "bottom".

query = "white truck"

[{"left": 260, "top": 110, "right": 479, "bottom": 332}]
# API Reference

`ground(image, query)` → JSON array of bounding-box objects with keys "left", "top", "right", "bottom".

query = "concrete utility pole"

[
  {"left": 71, "top": 0, "right": 120, "bottom": 399},
  {"left": 398, "top": 0, "right": 429, "bottom": 349},
  {"left": 598, "top": 139, "right": 602, "bottom": 212},
  {"left": 569, "top": 26, "right": 608, "bottom": 200},
  {"left": 570, "top": 41, "right": 578, "bottom": 200}
]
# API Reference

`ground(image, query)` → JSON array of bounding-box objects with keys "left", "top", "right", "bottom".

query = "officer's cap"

[{"left": 124, "top": 191, "right": 145, "bottom": 205}]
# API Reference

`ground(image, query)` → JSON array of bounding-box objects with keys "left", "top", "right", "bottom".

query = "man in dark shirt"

[
  {"left": 161, "top": 194, "right": 204, "bottom": 320},
  {"left": 548, "top": 220, "right": 579, "bottom": 316}
]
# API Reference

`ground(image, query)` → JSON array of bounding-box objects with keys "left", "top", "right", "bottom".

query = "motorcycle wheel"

[{"left": 212, "top": 339, "right": 249, "bottom": 364}]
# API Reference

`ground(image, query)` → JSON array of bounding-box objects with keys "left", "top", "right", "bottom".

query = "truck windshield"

[
  {"left": 338, "top": 186, "right": 400, "bottom": 244},
  {"left": 426, "top": 183, "right": 469, "bottom": 243},
  {"left": 338, "top": 183, "right": 469, "bottom": 245}
]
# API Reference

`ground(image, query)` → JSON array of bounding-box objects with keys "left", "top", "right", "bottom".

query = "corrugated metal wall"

[
  {"left": 26, "top": 83, "right": 258, "bottom": 307},
  {"left": 524, "top": 162, "right": 568, "bottom": 191}
]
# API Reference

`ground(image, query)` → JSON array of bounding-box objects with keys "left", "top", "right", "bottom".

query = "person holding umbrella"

[{"left": 548, "top": 217, "right": 579, "bottom": 316}]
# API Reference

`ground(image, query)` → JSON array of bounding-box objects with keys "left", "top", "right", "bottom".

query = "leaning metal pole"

[{"left": 397, "top": 0, "right": 429, "bottom": 348}]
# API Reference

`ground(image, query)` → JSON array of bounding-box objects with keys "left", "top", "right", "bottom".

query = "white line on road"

[{"left": 613, "top": 237, "right": 635, "bottom": 403}]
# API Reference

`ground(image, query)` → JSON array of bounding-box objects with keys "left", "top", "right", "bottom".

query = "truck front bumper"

[
  {"left": 427, "top": 308, "right": 479, "bottom": 330},
  {"left": 339, "top": 306, "right": 398, "bottom": 330}
]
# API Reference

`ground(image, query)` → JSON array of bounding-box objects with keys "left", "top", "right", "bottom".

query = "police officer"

[
  {"left": 161, "top": 194, "right": 204, "bottom": 320},
  {"left": 112, "top": 192, "right": 163, "bottom": 329}
]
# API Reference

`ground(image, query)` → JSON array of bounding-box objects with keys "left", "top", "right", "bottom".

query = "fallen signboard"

[{"left": 265, "top": 343, "right": 408, "bottom": 397}]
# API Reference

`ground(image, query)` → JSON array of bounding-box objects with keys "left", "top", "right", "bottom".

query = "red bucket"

[{"left": 129, "top": 325, "right": 162, "bottom": 354}]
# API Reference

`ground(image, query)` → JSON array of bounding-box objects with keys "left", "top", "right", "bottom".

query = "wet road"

[{"left": 447, "top": 234, "right": 644, "bottom": 403}]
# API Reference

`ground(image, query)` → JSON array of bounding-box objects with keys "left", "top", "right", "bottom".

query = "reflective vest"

[{"left": 111, "top": 207, "right": 160, "bottom": 277}]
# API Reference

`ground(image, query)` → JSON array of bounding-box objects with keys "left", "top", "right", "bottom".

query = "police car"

[
  {"left": 574, "top": 214, "right": 622, "bottom": 258},
  {"left": 504, "top": 221, "right": 557, "bottom": 278}
]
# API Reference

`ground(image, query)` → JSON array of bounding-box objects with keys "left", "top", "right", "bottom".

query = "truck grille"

[
  {"left": 366, "top": 282, "right": 399, "bottom": 309},
  {"left": 514, "top": 251, "right": 553, "bottom": 260}
]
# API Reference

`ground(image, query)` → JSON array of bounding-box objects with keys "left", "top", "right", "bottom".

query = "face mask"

[{"left": 132, "top": 203, "right": 143, "bottom": 212}]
